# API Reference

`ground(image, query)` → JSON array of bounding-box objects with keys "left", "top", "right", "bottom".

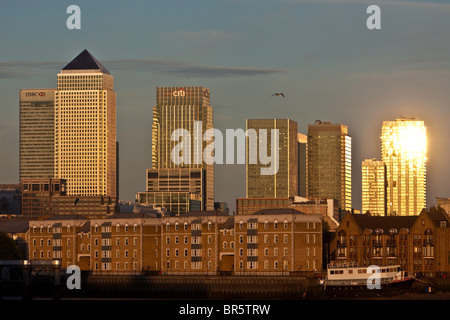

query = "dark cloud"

[
  {"left": 106, "top": 59, "right": 288, "bottom": 78},
  {"left": 0, "top": 59, "right": 287, "bottom": 79}
]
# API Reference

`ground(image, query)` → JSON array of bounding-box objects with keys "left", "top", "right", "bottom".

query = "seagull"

[{"left": 272, "top": 93, "right": 285, "bottom": 97}]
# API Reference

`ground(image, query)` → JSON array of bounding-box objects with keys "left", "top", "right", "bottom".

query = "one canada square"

[{"left": 19, "top": 49, "right": 117, "bottom": 197}]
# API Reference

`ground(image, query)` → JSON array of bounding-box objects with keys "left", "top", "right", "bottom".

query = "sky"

[{"left": 1, "top": 0, "right": 450, "bottom": 213}]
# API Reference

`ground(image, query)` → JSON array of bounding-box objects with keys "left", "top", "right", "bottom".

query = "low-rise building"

[
  {"left": 235, "top": 209, "right": 322, "bottom": 275},
  {"left": 26, "top": 209, "right": 323, "bottom": 276},
  {"left": 331, "top": 208, "right": 450, "bottom": 277},
  {"left": 21, "top": 178, "right": 117, "bottom": 218}
]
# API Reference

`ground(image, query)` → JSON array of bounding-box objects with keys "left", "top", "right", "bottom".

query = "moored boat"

[{"left": 320, "top": 262, "right": 414, "bottom": 297}]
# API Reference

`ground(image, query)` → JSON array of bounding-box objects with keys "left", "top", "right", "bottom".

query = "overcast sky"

[{"left": 1, "top": 0, "right": 450, "bottom": 212}]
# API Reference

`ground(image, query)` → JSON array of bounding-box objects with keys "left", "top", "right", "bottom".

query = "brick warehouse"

[
  {"left": 331, "top": 208, "right": 450, "bottom": 277},
  {"left": 21, "top": 209, "right": 323, "bottom": 275}
]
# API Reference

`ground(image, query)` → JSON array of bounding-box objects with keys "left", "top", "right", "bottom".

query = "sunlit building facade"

[
  {"left": 151, "top": 87, "right": 214, "bottom": 211},
  {"left": 361, "top": 158, "right": 386, "bottom": 216},
  {"left": 54, "top": 50, "right": 117, "bottom": 197},
  {"left": 381, "top": 119, "right": 426, "bottom": 216},
  {"left": 246, "top": 119, "right": 298, "bottom": 199},
  {"left": 19, "top": 89, "right": 56, "bottom": 181},
  {"left": 306, "top": 121, "right": 352, "bottom": 211}
]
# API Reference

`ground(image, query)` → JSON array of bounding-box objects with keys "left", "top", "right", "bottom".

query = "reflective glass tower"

[
  {"left": 381, "top": 119, "right": 426, "bottom": 216},
  {"left": 19, "top": 89, "right": 55, "bottom": 181},
  {"left": 151, "top": 86, "right": 214, "bottom": 211},
  {"left": 361, "top": 158, "right": 386, "bottom": 215},
  {"left": 307, "top": 121, "right": 352, "bottom": 211},
  {"left": 245, "top": 119, "right": 298, "bottom": 198}
]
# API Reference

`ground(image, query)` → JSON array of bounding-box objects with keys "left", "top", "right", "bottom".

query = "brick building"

[
  {"left": 26, "top": 209, "right": 323, "bottom": 276},
  {"left": 331, "top": 208, "right": 450, "bottom": 277},
  {"left": 235, "top": 209, "right": 322, "bottom": 275}
]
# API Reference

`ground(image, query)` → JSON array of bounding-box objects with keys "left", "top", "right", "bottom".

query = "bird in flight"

[{"left": 272, "top": 93, "right": 285, "bottom": 97}]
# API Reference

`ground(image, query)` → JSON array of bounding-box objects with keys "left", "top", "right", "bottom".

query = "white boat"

[{"left": 320, "top": 262, "right": 414, "bottom": 297}]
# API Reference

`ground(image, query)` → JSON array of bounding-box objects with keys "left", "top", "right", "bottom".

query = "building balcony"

[
  {"left": 372, "top": 240, "right": 383, "bottom": 247},
  {"left": 386, "top": 240, "right": 397, "bottom": 247}
]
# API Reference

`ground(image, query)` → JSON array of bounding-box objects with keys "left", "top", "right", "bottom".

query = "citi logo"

[{"left": 172, "top": 88, "right": 186, "bottom": 97}]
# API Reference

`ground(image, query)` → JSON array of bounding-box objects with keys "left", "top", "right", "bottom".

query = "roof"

[
  {"left": 79, "top": 221, "right": 90, "bottom": 233},
  {"left": 106, "top": 212, "right": 160, "bottom": 219},
  {"left": 62, "top": 49, "right": 110, "bottom": 74},
  {"left": 220, "top": 217, "right": 234, "bottom": 230},
  {"left": 178, "top": 211, "right": 231, "bottom": 217},
  {"left": 427, "top": 208, "right": 450, "bottom": 227},
  {"left": 351, "top": 214, "right": 417, "bottom": 233},
  {"left": 251, "top": 208, "right": 306, "bottom": 215},
  {"left": 0, "top": 220, "right": 29, "bottom": 234}
]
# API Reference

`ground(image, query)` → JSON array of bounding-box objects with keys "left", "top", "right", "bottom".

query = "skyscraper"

[
  {"left": 246, "top": 119, "right": 298, "bottom": 198},
  {"left": 19, "top": 89, "right": 55, "bottom": 181},
  {"left": 307, "top": 121, "right": 351, "bottom": 211},
  {"left": 381, "top": 119, "right": 426, "bottom": 216},
  {"left": 361, "top": 158, "right": 386, "bottom": 215},
  {"left": 298, "top": 133, "right": 307, "bottom": 198},
  {"left": 54, "top": 49, "right": 117, "bottom": 197},
  {"left": 151, "top": 86, "right": 214, "bottom": 211}
]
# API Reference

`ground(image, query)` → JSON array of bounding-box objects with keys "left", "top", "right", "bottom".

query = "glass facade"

[
  {"left": 19, "top": 89, "right": 55, "bottom": 181},
  {"left": 136, "top": 191, "right": 201, "bottom": 215},
  {"left": 362, "top": 158, "right": 386, "bottom": 215},
  {"left": 306, "top": 121, "right": 352, "bottom": 211},
  {"left": 246, "top": 119, "right": 298, "bottom": 198},
  {"left": 152, "top": 87, "right": 214, "bottom": 211},
  {"left": 381, "top": 119, "right": 427, "bottom": 216}
]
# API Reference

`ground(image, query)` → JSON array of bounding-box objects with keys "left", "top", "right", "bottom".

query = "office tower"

[
  {"left": 246, "top": 119, "right": 298, "bottom": 198},
  {"left": 54, "top": 49, "right": 117, "bottom": 197},
  {"left": 19, "top": 89, "right": 55, "bottom": 181},
  {"left": 151, "top": 86, "right": 214, "bottom": 211},
  {"left": 361, "top": 158, "right": 386, "bottom": 215},
  {"left": 381, "top": 119, "right": 426, "bottom": 216},
  {"left": 298, "top": 133, "right": 307, "bottom": 197},
  {"left": 136, "top": 168, "right": 205, "bottom": 214},
  {"left": 307, "top": 121, "right": 351, "bottom": 211}
]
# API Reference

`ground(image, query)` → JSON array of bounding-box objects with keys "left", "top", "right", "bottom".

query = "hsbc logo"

[
  {"left": 172, "top": 88, "right": 186, "bottom": 97},
  {"left": 25, "top": 92, "right": 46, "bottom": 97}
]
